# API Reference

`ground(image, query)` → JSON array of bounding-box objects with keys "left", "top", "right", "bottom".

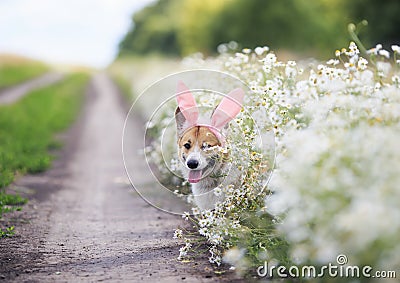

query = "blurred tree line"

[{"left": 118, "top": 0, "right": 400, "bottom": 58}]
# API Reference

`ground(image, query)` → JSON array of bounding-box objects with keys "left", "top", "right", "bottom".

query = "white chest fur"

[{"left": 189, "top": 164, "right": 241, "bottom": 210}]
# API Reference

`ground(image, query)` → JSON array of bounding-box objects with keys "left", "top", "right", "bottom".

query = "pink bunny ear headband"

[{"left": 176, "top": 81, "right": 244, "bottom": 145}]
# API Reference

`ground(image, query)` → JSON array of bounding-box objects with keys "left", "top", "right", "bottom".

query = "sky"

[{"left": 0, "top": 0, "right": 155, "bottom": 68}]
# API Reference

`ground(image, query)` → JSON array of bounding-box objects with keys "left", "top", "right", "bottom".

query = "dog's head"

[
  {"left": 176, "top": 121, "right": 221, "bottom": 183},
  {"left": 175, "top": 81, "right": 244, "bottom": 183}
]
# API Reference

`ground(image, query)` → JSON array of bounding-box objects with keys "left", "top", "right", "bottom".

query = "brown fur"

[{"left": 178, "top": 126, "right": 220, "bottom": 160}]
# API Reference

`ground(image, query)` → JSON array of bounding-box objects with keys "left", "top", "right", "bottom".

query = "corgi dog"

[{"left": 175, "top": 81, "right": 244, "bottom": 210}]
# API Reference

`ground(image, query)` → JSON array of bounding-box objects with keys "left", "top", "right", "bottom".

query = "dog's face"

[
  {"left": 177, "top": 126, "right": 221, "bottom": 183},
  {"left": 175, "top": 83, "right": 244, "bottom": 184}
]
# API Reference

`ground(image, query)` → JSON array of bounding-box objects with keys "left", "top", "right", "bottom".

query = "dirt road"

[
  {"left": 0, "top": 73, "right": 64, "bottom": 105},
  {"left": 0, "top": 74, "right": 239, "bottom": 282}
]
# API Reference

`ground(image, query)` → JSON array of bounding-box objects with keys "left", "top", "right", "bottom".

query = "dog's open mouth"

[
  {"left": 188, "top": 170, "right": 202, "bottom": 183},
  {"left": 187, "top": 159, "right": 216, "bottom": 183}
]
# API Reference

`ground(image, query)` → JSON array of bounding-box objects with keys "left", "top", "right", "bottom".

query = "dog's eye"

[
  {"left": 201, "top": 143, "right": 212, "bottom": 150},
  {"left": 184, "top": 143, "right": 191, "bottom": 149}
]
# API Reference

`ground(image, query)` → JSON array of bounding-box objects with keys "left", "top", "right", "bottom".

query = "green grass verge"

[
  {"left": 0, "top": 72, "right": 89, "bottom": 219},
  {"left": 0, "top": 59, "right": 49, "bottom": 89},
  {"left": 110, "top": 74, "right": 134, "bottom": 102},
  {"left": 108, "top": 55, "right": 182, "bottom": 103}
]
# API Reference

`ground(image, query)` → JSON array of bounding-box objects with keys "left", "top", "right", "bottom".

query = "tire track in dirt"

[{"left": 0, "top": 73, "right": 240, "bottom": 282}]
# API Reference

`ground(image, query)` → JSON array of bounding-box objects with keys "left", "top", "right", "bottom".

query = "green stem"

[{"left": 347, "top": 23, "right": 368, "bottom": 58}]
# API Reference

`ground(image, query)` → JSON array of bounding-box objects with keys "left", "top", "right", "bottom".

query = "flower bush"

[{"left": 148, "top": 41, "right": 400, "bottom": 277}]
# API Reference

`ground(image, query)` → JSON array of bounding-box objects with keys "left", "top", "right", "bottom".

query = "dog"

[{"left": 175, "top": 81, "right": 244, "bottom": 210}]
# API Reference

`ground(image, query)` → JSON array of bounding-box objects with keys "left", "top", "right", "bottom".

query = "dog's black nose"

[{"left": 187, "top": 159, "right": 199, "bottom": 169}]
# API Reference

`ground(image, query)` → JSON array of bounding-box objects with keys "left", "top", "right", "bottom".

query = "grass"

[
  {"left": 0, "top": 226, "right": 15, "bottom": 238},
  {"left": 108, "top": 55, "right": 183, "bottom": 118},
  {"left": 0, "top": 193, "right": 27, "bottom": 218},
  {"left": 108, "top": 55, "right": 182, "bottom": 98},
  {"left": 109, "top": 73, "right": 134, "bottom": 102},
  {"left": 0, "top": 54, "right": 49, "bottom": 89},
  {"left": 0, "top": 72, "right": 89, "bottom": 221}
]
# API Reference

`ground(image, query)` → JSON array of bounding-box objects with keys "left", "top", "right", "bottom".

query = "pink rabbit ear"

[
  {"left": 176, "top": 81, "right": 199, "bottom": 126},
  {"left": 211, "top": 88, "right": 244, "bottom": 129}
]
